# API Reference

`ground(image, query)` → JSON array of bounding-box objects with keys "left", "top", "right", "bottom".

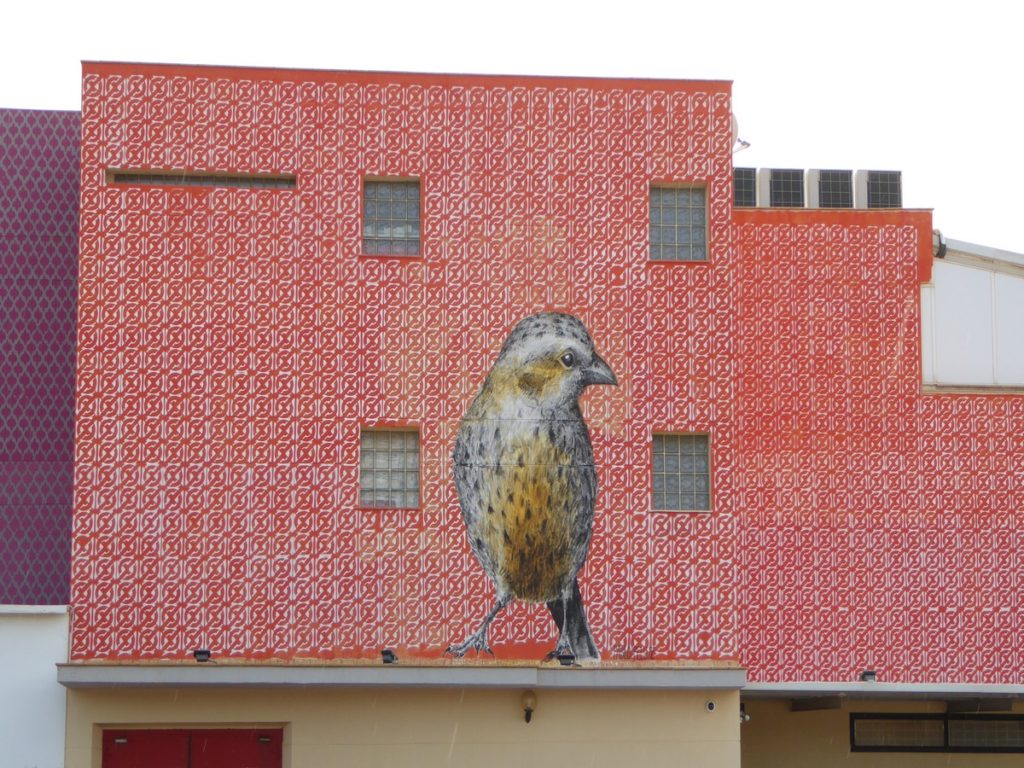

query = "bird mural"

[{"left": 447, "top": 312, "right": 617, "bottom": 662}]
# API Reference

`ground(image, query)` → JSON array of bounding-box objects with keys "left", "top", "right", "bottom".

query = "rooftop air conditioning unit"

[
  {"left": 758, "top": 168, "right": 806, "bottom": 208},
  {"left": 806, "top": 169, "right": 854, "bottom": 208},
  {"left": 734, "top": 167, "right": 757, "bottom": 208},
  {"left": 854, "top": 170, "right": 902, "bottom": 208}
]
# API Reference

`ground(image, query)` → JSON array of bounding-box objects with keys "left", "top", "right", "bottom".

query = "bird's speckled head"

[{"left": 486, "top": 312, "right": 617, "bottom": 407}]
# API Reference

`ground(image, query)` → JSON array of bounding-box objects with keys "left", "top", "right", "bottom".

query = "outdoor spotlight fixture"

[
  {"left": 740, "top": 703, "right": 751, "bottom": 724},
  {"left": 860, "top": 669, "right": 877, "bottom": 683},
  {"left": 556, "top": 651, "right": 576, "bottom": 667},
  {"left": 192, "top": 649, "right": 212, "bottom": 663},
  {"left": 381, "top": 648, "right": 398, "bottom": 665},
  {"left": 522, "top": 690, "right": 537, "bottom": 723}
]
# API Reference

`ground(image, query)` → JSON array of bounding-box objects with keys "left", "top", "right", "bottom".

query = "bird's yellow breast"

[{"left": 480, "top": 437, "right": 576, "bottom": 602}]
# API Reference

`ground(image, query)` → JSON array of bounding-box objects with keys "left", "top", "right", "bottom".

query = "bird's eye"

[{"left": 560, "top": 352, "right": 576, "bottom": 368}]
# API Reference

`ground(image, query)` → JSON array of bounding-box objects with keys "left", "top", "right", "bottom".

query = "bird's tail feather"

[{"left": 547, "top": 578, "right": 600, "bottom": 661}]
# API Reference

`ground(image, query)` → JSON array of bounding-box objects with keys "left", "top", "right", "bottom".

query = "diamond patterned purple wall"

[{"left": 0, "top": 108, "right": 79, "bottom": 604}]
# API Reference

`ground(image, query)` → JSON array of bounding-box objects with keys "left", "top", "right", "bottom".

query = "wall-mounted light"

[
  {"left": 860, "top": 669, "right": 877, "bottom": 683},
  {"left": 522, "top": 690, "right": 537, "bottom": 723},
  {"left": 556, "top": 652, "right": 575, "bottom": 667},
  {"left": 740, "top": 703, "right": 751, "bottom": 724},
  {"left": 192, "top": 649, "right": 212, "bottom": 663},
  {"left": 381, "top": 648, "right": 398, "bottom": 664}
]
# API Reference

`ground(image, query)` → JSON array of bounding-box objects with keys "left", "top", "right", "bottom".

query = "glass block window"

[
  {"left": 359, "top": 429, "right": 420, "bottom": 508},
  {"left": 818, "top": 169, "right": 853, "bottom": 208},
  {"left": 652, "top": 433, "right": 710, "bottom": 511},
  {"left": 769, "top": 169, "right": 804, "bottom": 207},
  {"left": 650, "top": 186, "right": 707, "bottom": 262},
  {"left": 363, "top": 179, "right": 421, "bottom": 255},
  {"left": 867, "top": 170, "right": 902, "bottom": 208},
  {"left": 734, "top": 167, "right": 756, "bottom": 207}
]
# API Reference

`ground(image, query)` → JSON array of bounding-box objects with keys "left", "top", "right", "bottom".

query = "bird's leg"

[
  {"left": 545, "top": 579, "right": 599, "bottom": 661},
  {"left": 445, "top": 595, "right": 511, "bottom": 658},
  {"left": 544, "top": 592, "right": 574, "bottom": 660}
]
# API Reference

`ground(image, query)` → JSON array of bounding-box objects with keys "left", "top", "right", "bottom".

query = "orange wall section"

[
  {"left": 733, "top": 207, "right": 1024, "bottom": 683},
  {"left": 733, "top": 207, "right": 935, "bottom": 282}
]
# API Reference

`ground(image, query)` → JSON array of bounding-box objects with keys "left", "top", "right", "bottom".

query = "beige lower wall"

[
  {"left": 742, "top": 698, "right": 1024, "bottom": 768},
  {"left": 67, "top": 686, "right": 740, "bottom": 768}
]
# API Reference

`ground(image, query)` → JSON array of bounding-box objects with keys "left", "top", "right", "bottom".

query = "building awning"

[
  {"left": 743, "top": 681, "right": 1024, "bottom": 700},
  {"left": 58, "top": 662, "right": 746, "bottom": 691}
]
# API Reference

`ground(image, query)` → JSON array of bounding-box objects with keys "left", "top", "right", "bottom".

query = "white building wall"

[
  {"left": 0, "top": 607, "right": 68, "bottom": 768},
  {"left": 993, "top": 272, "right": 1024, "bottom": 383},
  {"left": 921, "top": 255, "right": 1024, "bottom": 387}
]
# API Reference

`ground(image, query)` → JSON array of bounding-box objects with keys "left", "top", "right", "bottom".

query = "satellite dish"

[{"left": 731, "top": 114, "right": 751, "bottom": 153}]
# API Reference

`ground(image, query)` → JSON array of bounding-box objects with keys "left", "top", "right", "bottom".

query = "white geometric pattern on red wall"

[
  {"left": 73, "top": 65, "right": 737, "bottom": 662},
  {"left": 74, "top": 65, "right": 1024, "bottom": 684},
  {"left": 735, "top": 212, "right": 1024, "bottom": 684}
]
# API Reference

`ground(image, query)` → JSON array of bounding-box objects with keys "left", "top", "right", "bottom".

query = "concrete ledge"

[
  {"left": 0, "top": 604, "right": 68, "bottom": 615},
  {"left": 58, "top": 663, "right": 745, "bottom": 691},
  {"left": 743, "top": 681, "right": 1024, "bottom": 699}
]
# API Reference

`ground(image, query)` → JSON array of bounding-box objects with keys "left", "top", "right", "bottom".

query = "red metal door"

[
  {"left": 103, "top": 729, "right": 282, "bottom": 768},
  {"left": 191, "top": 729, "right": 283, "bottom": 768},
  {"left": 103, "top": 730, "right": 189, "bottom": 768}
]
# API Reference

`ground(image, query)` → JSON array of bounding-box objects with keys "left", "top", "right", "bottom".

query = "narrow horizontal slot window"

[
  {"left": 852, "top": 714, "right": 1024, "bottom": 753},
  {"left": 949, "top": 716, "right": 1024, "bottom": 750},
  {"left": 852, "top": 715, "right": 945, "bottom": 751},
  {"left": 107, "top": 169, "right": 296, "bottom": 189}
]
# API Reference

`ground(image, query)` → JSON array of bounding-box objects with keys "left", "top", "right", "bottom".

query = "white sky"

[{"left": 4, "top": 1, "right": 1021, "bottom": 253}]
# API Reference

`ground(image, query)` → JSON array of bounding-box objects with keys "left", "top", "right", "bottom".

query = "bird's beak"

[{"left": 583, "top": 353, "right": 617, "bottom": 386}]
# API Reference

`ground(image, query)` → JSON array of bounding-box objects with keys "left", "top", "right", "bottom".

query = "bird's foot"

[
  {"left": 544, "top": 633, "right": 574, "bottom": 662},
  {"left": 444, "top": 629, "right": 495, "bottom": 658},
  {"left": 444, "top": 597, "right": 511, "bottom": 658}
]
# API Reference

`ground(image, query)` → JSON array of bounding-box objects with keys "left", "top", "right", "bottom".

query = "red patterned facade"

[
  {"left": 72, "top": 63, "right": 1023, "bottom": 685},
  {"left": 736, "top": 210, "right": 1024, "bottom": 683}
]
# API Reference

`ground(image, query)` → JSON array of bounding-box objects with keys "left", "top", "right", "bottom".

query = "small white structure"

[
  {"left": 0, "top": 606, "right": 68, "bottom": 768},
  {"left": 921, "top": 237, "right": 1024, "bottom": 387}
]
